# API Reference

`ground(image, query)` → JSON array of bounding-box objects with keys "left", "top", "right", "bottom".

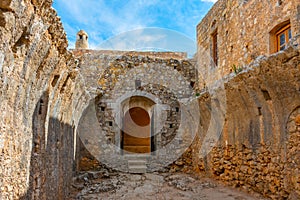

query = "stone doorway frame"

[{"left": 111, "top": 91, "right": 169, "bottom": 156}]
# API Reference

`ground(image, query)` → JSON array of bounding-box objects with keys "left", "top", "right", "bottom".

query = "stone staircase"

[{"left": 124, "top": 154, "right": 149, "bottom": 174}]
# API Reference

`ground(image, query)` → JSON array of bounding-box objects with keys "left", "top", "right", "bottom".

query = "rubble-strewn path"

[{"left": 69, "top": 170, "right": 268, "bottom": 200}]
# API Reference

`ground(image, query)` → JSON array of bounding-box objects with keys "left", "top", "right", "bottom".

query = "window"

[
  {"left": 135, "top": 79, "right": 141, "bottom": 89},
  {"left": 212, "top": 30, "right": 218, "bottom": 66},
  {"left": 270, "top": 20, "right": 292, "bottom": 53},
  {"left": 276, "top": 24, "right": 292, "bottom": 51}
]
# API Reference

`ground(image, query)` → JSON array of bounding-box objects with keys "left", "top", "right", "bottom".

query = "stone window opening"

[
  {"left": 258, "top": 107, "right": 262, "bottom": 116},
  {"left": 211, "top": 30, "right": 218, "bottom": 66},
  {"left": 190, "top": 81, "right": 195, "bottom": 88},
  {"left": 51, "top": 75, "right": 60, "bottom": 87},
  {"left": 84, "top": 139, "right": 89, "bottom": 145},
  {"left": 38, "top": 99, "right": 44, "bottom": 115},
  {"left": 261, "top": 89, "right": 272, "bottom": 101},
  {"left": 240, "top": 0, "right": 249, "bottom": 5},
  {"left": 211, "top": 20, "right": 217, "bottom": 29},
  {"left": 270, "top": 20, "right": 292, "bottom": 53},
  {"left": 277, "top": 0, "right": 282, "bottom": 6},
  {"left": 135, "top": 79, "right": 141, "bottom": 89},
  {"left": 79, "top": 35, "right": 83, "bottom": 40}
]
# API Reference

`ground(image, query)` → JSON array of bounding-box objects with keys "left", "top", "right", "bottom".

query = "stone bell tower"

[{"left": 75, "top": 30, "right": 89, "bottom": 49}]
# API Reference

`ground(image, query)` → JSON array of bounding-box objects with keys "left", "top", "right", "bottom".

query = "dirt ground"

[{"left": 69, "top": 170, "right": 269, "bottom": 200}]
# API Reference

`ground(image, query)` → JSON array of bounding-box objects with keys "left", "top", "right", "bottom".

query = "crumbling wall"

[
  {"left": 194, "top": 46, "right": 300, "bottom": 199},
  {"left": 0, "top": 0, "right": 79, "bottom": 199}
]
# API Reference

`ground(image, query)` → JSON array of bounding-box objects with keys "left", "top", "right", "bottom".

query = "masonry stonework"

[
  {"left": 197, "top": 0, "right": 300, "bottom": 87},
  {"left": 73, "top": 50, "right": 198, "bottom": 172},
  {"left": 0, "top": 0, "right": 80, "bottom": 199},
  {"left": 193, "top": 46, "right": 300, "bottom": 199},
  {"left": 0, "top": 0, "right": 299, "bottom": 199}
]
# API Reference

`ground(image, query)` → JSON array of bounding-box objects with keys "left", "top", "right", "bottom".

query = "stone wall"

[
  {"left": 193, "top": 46, "right": 300, "bottom": 199},
  {"left": 196, "top": 0, "right": 300, "bottom": 87},
  {"left": 0, "top": 0, "right": 80, "bottom": 199},
  {"left": 72, "top": 49, "right": 187, "bottom": 60},
  {"left": 73, "top": 50, "right": 199, "bottom": 172},
  {"left": 1, "top": 0, "right": 299, "bottom": 199}
]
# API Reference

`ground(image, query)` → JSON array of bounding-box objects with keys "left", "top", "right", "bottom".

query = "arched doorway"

[{"left": 121, "top": 107, "right": 151, "bottom": 153}]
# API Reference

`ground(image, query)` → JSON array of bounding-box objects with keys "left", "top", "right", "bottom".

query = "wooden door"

[{"left": 122, "top": 107, "right": 151, "bottom": 153}]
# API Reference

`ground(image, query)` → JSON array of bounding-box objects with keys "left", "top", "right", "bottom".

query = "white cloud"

[
  {"left": 53, "top": 0, "right": 212, "bottom": 52},
  {"left": 99, "top": 28, "right": 166, "bottom": 50},
  {"left": 98, "top": 28, "right": 196, "bottom": 57}
]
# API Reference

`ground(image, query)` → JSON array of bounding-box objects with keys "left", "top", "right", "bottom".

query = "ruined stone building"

[
  {"left": 197, "top": 0, "right": 300, "bottom": 86},
  {"left": 0, "top": 0, "right": 299, "bottom": 199}
]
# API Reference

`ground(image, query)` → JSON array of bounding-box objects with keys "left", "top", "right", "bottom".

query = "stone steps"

[
  {"left": 128, "top": 159, "right": 146, "bottom": 166},
  {"left": 128, "top": 165, "right": 147, "bottom": 174},
  {"left": 123, "top": 145, "right": 151, "bottom": 153},
  {"left": 124, "top": 154, "right": 149, "bottom": 174}
]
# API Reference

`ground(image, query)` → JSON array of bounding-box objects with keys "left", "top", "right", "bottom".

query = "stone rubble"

[{"left": 69, "top": 170, "right": 268, "bottom": 200}]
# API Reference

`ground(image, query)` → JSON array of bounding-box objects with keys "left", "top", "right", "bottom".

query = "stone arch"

[
  {"left": 286, "top": 106, "right": 300, "bottom": 145},
  {"left": 284, "top": 106, "right": 300, "bottom": 196},
  {"left": 121, "top": 95, "right": 156, "bottom": 117},
  {"left": 286, "top": 106, "right": 300, "bottom": 133}
]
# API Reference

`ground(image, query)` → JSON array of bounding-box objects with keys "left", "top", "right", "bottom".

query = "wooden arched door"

[{"left": 121, "top": 107, "right": 151, "bottom": 153}]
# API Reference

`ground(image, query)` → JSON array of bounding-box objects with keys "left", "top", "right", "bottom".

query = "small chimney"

[{"left": 75, "top": 30, "right": 89, "bottom": 49}]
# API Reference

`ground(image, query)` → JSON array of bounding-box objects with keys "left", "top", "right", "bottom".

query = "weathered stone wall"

[
  {"left": 1, "top": 0, "right": 299, "bottom": 199},
  {"left": 0, "top": 0, "right": 80, "bottom": 199},
  {"left": 196, "top": 0, "right": 300, "bottom": 87},
  {"left": 72, "top": 49, "right": 187, "bottom": 60},
  {"left": 193, "top": 46, "right": 300, "bottom": 199},
  {"left": 73, "top": 50, "right": 198, "bottom": 172}
]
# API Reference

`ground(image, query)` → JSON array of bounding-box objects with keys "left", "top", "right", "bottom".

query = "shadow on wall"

[{"left": 20, "top": 91, "right": 75, "bottom": 199}]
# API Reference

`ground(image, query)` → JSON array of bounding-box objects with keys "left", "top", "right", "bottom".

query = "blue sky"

[{"left": 52, "top": 0, "right": 216, "bottom": 55}]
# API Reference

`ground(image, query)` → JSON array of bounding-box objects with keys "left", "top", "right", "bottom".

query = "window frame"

[
  {"left": 276, "top": 24, "right": 291, "bottom": 52},
  {"left": 269, "top": 20, "right": 292, "bottom": 54}
]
